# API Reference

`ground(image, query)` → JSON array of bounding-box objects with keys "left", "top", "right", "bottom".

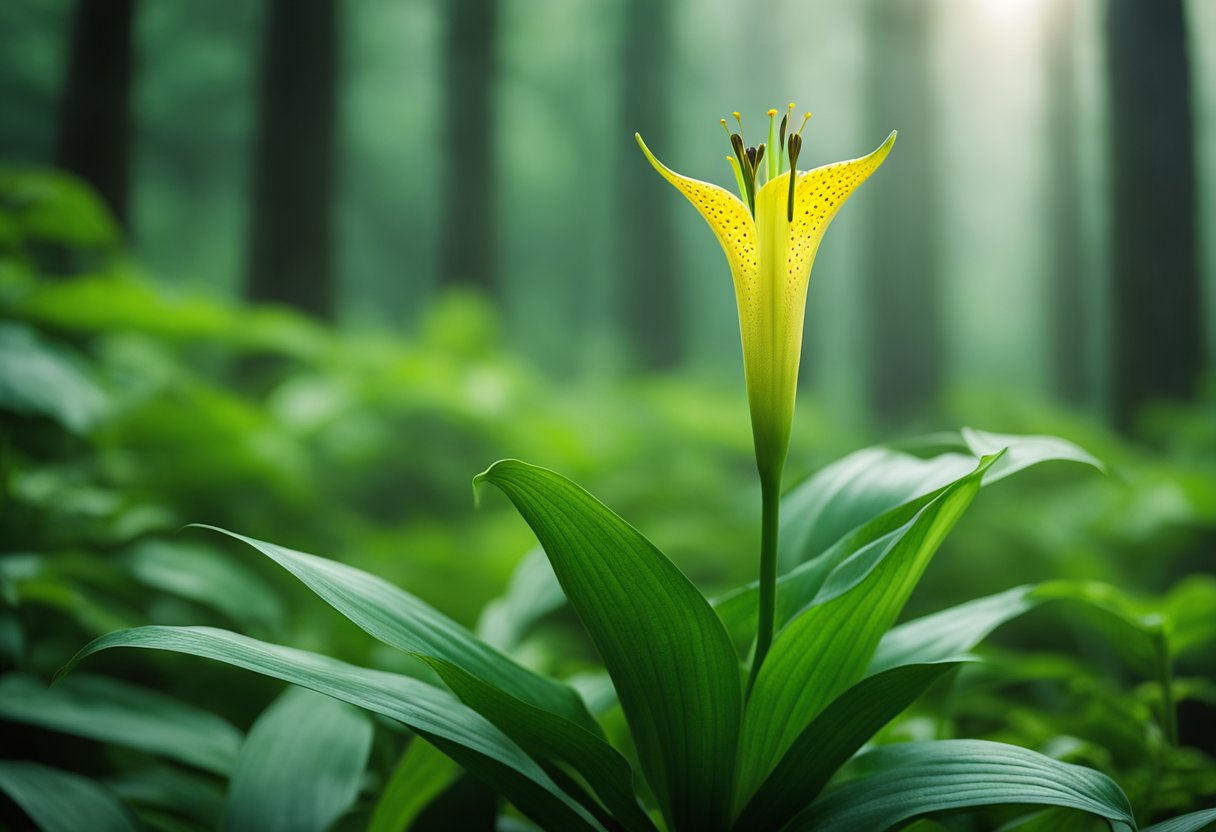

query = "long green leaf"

[
  {"left": 59, "top": 625, "right": 602, "bottom": 832},
  {"left": 716, "top": 432, "right": 1100, "bottom": 649},
  {"left": 1141, "top": 808, "right": 1216, "bottom": 832},
  {"left": 869, "top": 581, "right": 1164, "bottom": 676},
  {"left": 776, "top": 446, "right": 973, "bottom": 572},
  {"left": 731, "top": 660, "right": 972, "bottom": 832},
  {"left": 368, "top": 738, "right": 459, "bottom": 832},
  {"left": 0, "top": 761, "right": 139, "bottom": 832},
  {"left": 776, "top": 426, "right": 1093, "bottom": 573},
  {"left": 960, "top": 428, "right": 1102, "bottom": 482},
  {"left": 868, "top": 585, "right": 1039, "bottom": 674},
  {"left": 476, "top": 460, "right": 741, "bottom": 832},
  {"left": 716, "top": 489, "right": 942, "bottom": 652},
  {"left": 195, "top": 525, "right": 596, "bottom": 732},
  {"left": 736, "top": 458, "right": 994, "bottom": 802},
  {"left": 787, "top": 740, "right": 1135, "bottom": 832},
  {"left": 196, "top": 524, "right": 632, "bottom": 822},
  {"left": 867, "top": 580, "right": 1178, "bottom": 741},
  {"left": 423, "top": 656, "right": 658, "bottom": 832},
  {"left": 123, "top": 539, "right": 285, "bottom": 632},
  {"left": 0, "top": 673, "right": 241, "bottom": 775},
  {"left": 225, "top": 686, "right": 372, "bottom": 832}
]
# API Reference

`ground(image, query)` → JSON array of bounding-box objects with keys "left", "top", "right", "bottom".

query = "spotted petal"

[
  {"left": 635, "top": 130, "right": 895, "bottom": 475},
  {"left": 744, "top": 131, "right": 897, "bottom": 464},
  {"left": 635, "top": 133, "right": 760, "bottom": 328}
]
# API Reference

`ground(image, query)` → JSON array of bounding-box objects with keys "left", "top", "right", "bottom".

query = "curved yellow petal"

[
  {"left": 635, "top": 133, "right": 759, "bottom": 314},
  {"left": 782, "top": 129, "right": 897, "bottom": 284},
  {"left": 745, "top": 131, "right": 897, "bottom": 470}
]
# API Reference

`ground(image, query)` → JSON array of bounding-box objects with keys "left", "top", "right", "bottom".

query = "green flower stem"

[{"left": 749, "top": 464, "right": 783, "bottom": 692}]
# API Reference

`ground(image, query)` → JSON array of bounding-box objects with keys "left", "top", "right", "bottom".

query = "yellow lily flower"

[
  {"left": 636, "top": 109, "right": 895, "bottom": 676},
  {"left": 636, "top": 115, "right": 895, "bottom": 479}
]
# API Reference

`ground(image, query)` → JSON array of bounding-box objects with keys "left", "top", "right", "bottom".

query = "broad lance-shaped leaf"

[
  {"left": 1140, "top": 808, "right": 1216, "bottom": 832},
  {"left": 775, "top": 446, "right": 973, "bottom": 573},
  {"left": 735, "top": 456, "right": 997, "bottom": 804},
  {"left": 716, "top": 482, "right": 944, "bottom": 652},
  {"left": 0, "top": 761, "right": 139, "bottom": 832},
  {"left": 423, "top": 657, "right": 658, "bottom": 832},
  {"left": 225, "top": 687, "right": 372, "bottom": 832},
  {"left": 197, "top": 525, "right": 648, "bottom": 824},
  {"left": 0, "top": 673, "right": 241, "bottom": 775},
  {"left": 778, "top": 427, "right": 1097, "bottom": 573},
  {"left": 59, "top": 626, "right": 604, "bottom": 832},
  {"left": 715, "top": 430, "right": 1101, "bottom": 648},
  {"left": 869, "top": 580, "right": 1167, "bottom": 677},
  {"left": 194, "top": 525, "right": 598, "bottom": 733},
  {"left": 122, "top": 538, "right": 286, "bottom": 632},
  {"left": 785, "top": 740, "right": 1135, "bottom": 832},
  {"left": 731, "top": 659, "right": 974, "bottom": 832},
  {"left": 476, "top": 460, "right": 742, "bottom": 832},
  {"left": 867, "top": 580, "right": 1178, "bottom": 743}
]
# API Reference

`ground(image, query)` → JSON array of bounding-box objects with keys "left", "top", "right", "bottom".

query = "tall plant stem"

[{"left": 749, "top": 465, "right": 782, "bottom": 692}]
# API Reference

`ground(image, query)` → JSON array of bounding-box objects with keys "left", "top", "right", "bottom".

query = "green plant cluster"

[{"left": 1, "top": 170, "right": 1215, "bottom": 831}]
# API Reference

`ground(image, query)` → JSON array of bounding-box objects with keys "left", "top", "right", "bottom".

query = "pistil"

[{"left": 786, "top": 133, "right": 802, "bottom": 222}]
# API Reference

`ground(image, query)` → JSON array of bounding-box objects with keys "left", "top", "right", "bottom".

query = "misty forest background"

[
  {"left": 5, "top": 0, "right": 1215, "bottom": 424},
  {"left": 3, "top": 0, "right": 1216, "bottom": 785}
]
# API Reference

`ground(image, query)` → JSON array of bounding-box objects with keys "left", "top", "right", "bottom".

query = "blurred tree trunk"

[
  {"left": 1106, "top": 0, "right": 1201, "bottom": 430},
  {"left": 439, "top": 0, "right": 497, "bottom": 293},
  {"left": 862, "top": 0, "right": 942, "bottom": 423},
  {"left": 245, "top": 0, "right": 338, "bottom": 319},
  {"left": 55, "top": 0, "right": 135, "bottom": 228},
  {"left": 1046, "top": 0, "right": 1088, "bottom": 404},
  {"left": 618, "top": 0, "right": 680, "bottom": 368}
]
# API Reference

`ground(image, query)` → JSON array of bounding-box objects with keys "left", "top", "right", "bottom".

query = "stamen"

[
  {"left": 797, "top": 112, "right": 812, "bottom": 137},
  {"left": 733, "top": 111, "right": 745, "bottom": 145},
  {"left": 786, "top": 133, "right": 802, "bottom": 222},
  {"left": 721, "top": 119, "right": 748, "bottom": 202},
  {"left": 729, "top": 133, "right": 749, "bottom": 172},
  {"left": 765, "top": 109, "right": 779, "bottom": 181},
  {"left": 745, "top": 146, "right": 760, "bottom": 211},
  {"left": 732, "top": 134, "right": 757, "bottom": 214}
]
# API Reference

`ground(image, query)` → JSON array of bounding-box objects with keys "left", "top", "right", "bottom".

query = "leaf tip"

[
  {"left": 52, "top": 645, "right": 88, "bottom": 686},
  {"left": 472, "top": 459, "right": 521, "bottom": 508}
]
